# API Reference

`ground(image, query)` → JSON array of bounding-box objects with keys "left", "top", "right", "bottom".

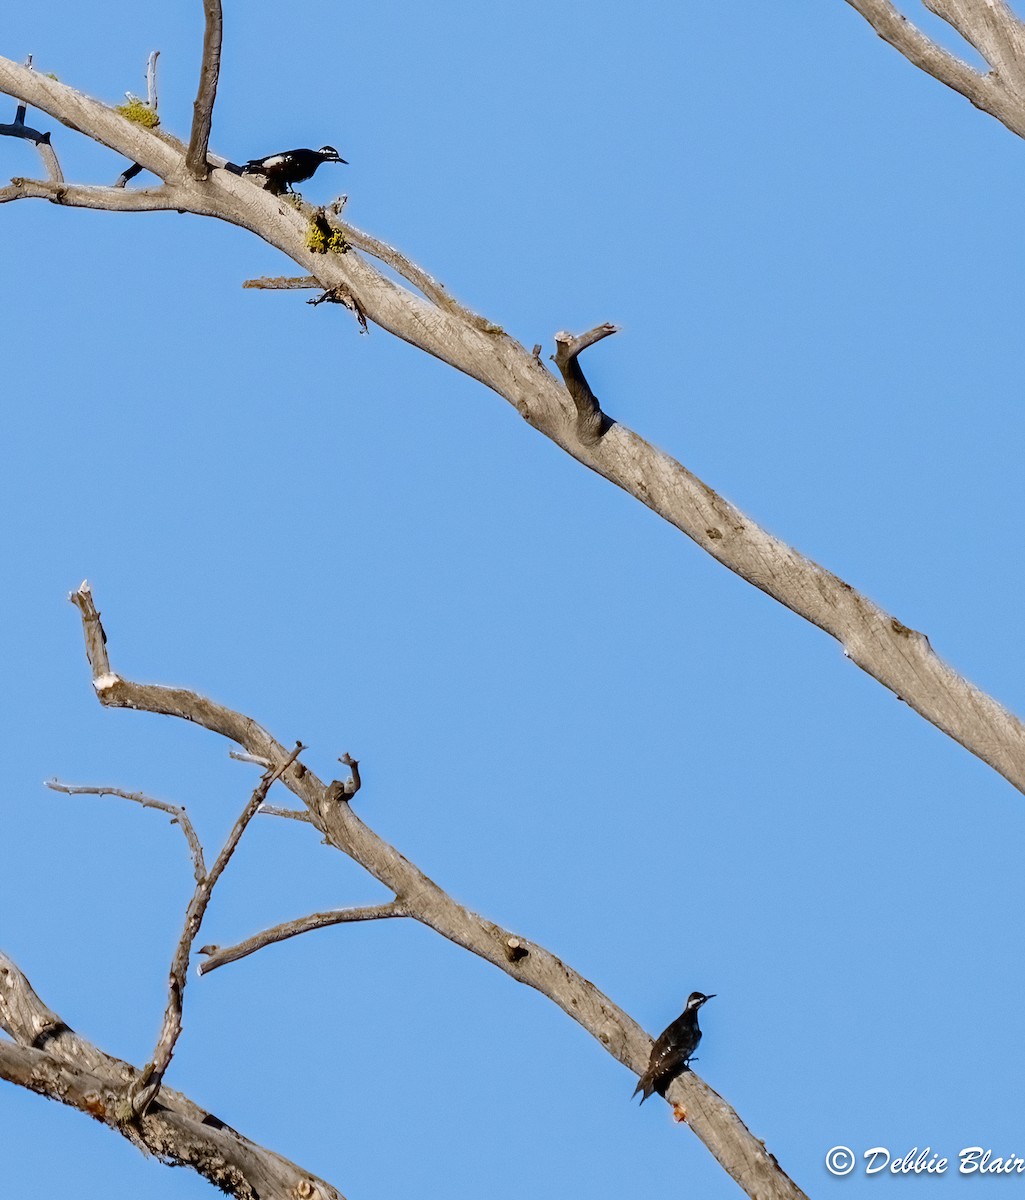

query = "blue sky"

[{"left": 4, "top": 2, "right": 1025, "bottom": 1196}]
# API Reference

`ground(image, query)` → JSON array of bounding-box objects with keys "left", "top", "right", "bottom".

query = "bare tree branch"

[
  {"left": 325, "top": 753, "right": 361, "bottom": 803},
  {"left": 132, "top": 745, "right": 305, "bottom": 1115},
  {"left": 243, "top": 274, "right": 320, "bottom": 290},
  {"left": 338, "top": 220, "right": 458, "bottom": 311},
  {"left": 842, "top": 0, "right": 1025, "bottom": 138},
  {"left": 199, "top": 901, "right": 408, "bottom": 974},
  {"left": 67, "top": 584, "right": 807, "bottom": 1200},
  {"left": 0, "top": 118, "right": 62, "bottom": 182},
  {"left": 924, "top": 0, "right": 1025, "bottom": 85},
  {"left": 259, "top": 804, "right": 314, "bottom": 823},
  {"left": 114, "top": 161, "right": 145, "bottom": 189},
  {"left": 1, "top": 64, "right": 64, "bottom": 183},
  {"left": 0, "top": 951, "right": 346, "bottom": 1200},
  {"left": 4, "top": 54, "right": 1025, "bottom": 788},
  {"left": 45, "top": 780, "right": 206, "bottom": 882},
  {"left": 230, "top": 750, "right": 273, "bottom": 767},
  {"left": 0, "top": 177, "right": 189, "bottom": 211},
  {"left": 147, "top": 50, "right": 160, "bottom": 111},
  {"left": 186, "top": 1, "right": 222, "bottom": 179},
  {"left": 553, "top": 323, "right": 619, "bottom": 445}
]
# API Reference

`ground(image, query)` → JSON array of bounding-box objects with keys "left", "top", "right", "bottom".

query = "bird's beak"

[
  {"left": 334, "top": 155, "right": 348, "bottom": 164},
  {"left": 703, "top": 994, "right": 717, "bottom": 1002}
]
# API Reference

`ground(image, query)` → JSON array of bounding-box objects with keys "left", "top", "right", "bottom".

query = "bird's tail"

[{"left": 632, "top": 1075, "right": 654, "bottom": 1104}]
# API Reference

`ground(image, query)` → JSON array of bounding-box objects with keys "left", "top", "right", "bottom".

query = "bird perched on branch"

[
  {"left": 242, "top": 145, "right": 347, "bottom": 195},
  {"left": 633, "top": 992, "right": 715, "bottom": 1105}
]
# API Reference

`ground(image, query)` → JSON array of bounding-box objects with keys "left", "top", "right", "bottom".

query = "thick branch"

[
  {"left": 133, "top": 746, "right": 304, "bottom": 1114},
  {"left": 0, "top": 57, "right": 182, "bottom": 179},
  {"left": 5, "top": 57, "right": 1025, "bottom": 791},
  {"left": 199, "top": 902, "right": 407, "bottom": 973},
  {"left": 0, "top": 952, "right": 345, "bottom": 1200},
  {"left": 186, "top": 1, "right": 222, "bottom": 178},
  {"left": 553, "top": 324, "right": 618, "bottom": 445},
  {"left": 70, "top": 586, "right": 806, "bottom": 1200},
  {"left": 843, "top": 0, "right": 1025, "bottom": 138},
  {"left": 46, "top": 780, "right": 206, "bottom": 882},
  {"left": 924, "top": 0, "right": 1025, "bottom": 88}
]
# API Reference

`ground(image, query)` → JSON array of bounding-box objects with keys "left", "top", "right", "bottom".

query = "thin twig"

[
  {"left": 146, "top": 50, "right": 160, "bottom": 111},
  {"left": 242, "top": 275, "right": 320, "bottom": 290},
  {"left": 131, "top": 743, "right": 305, "bottom": 1115},
  {"left": 258, "top": 804, "right": 314, "bottom": 823},
  {"left": 114, "top": 51, "right": 160, "bottom": 186},
  {"left": 229, "top": 749, "right": 273, "bottom": 767},
  {"left": 114, "top": 161, "right": 144, "bottom": 189},
  {"left": 46, "top": 781, "right": 206, "bottom": 882},
  {"left": 198, "top": 901, "right": 407, "bottom": 974},
  {"left": 552, "top": 324, "right": 619, "bottom": 445},
  {"left": 186, "top": 0, "right": 223, "bottom": 178}
]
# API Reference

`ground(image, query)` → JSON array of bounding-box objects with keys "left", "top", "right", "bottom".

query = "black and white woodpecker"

[
  {"left": 242, "top": 146, "right": 347, "bottom": 195},
  {"left": 633, "top": 991, "right": 716, "bottom": 1104}
]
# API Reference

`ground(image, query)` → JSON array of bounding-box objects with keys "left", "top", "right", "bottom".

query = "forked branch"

[
  {"left": 0, "top": 78, "right": 63, "bottom": 182},
  {"left": 0, "top": 951, "right": 345, "bottom": 1200},
  {"left": 132, "top": 744, "right": 305, "bottom": 1115},
  {"left": 4, "top": 55, "right": 1025, "bottom": 796},
  {"left": 844, "top": 0, "right": 1025, "bottom": 139},
  {"left": 66, "top": 582, "right": 807, "bottom": 1200},
  {"left": 553, "top": 323, "right": 619, "bottom": 445}
]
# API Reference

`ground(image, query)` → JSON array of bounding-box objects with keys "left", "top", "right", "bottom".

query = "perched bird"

[
  {"left": 633, "top": 992, "right": 715, "bottom": 1104},
  {"left": 242, "top": 146, "right": 347, "bottom": 195}
]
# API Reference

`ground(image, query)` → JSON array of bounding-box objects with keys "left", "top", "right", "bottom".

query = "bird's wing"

[{"left": 649, "top": 1044, "right": 692, "bottom": 1084}]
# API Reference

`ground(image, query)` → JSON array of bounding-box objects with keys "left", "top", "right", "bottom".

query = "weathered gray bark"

[
  {"left": 2, "top": 51, "right": 1025, "bottom": 799},
  {"left": 846, "top": 0, "right": 1025, "bottom": 139},
  {"left": 5, "top": 5, "right": 1025, "bottom": 1194},
  {"left": 60, "top": 582, "right": 806, "bottom": 1200},
  {"left": 0, "top": 951, "right": 345, "bottom": 1200}
]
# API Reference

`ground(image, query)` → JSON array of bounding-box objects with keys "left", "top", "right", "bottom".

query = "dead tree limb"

[
  {"left": 63, "top": 581, "right": 807, "bottom": 1200},
  {"left": 186, "top": 0, "right": 222, "bottom": 178},
  {"left": 46, "top": 780, "right": 206, "bottom": 882},
  {"left": 843, "top": 0, "right": 1025, "bottom": 139},
  {"left": 132, "top": 744, "right": 305, "bottom": 1115},
  {"left": 0, "top": 951, "right": 346, "bottom": 1200},
  {"left": 243, "top": 274, "right": 320, "bottom": 290},
  {"left": 199, "top": 901, "right": 409, "bottom": 973},
  {"left": 553, "top": 323, "right": 619, "bottom": 445},
  {"left": 0, "top": 65, "right": 63, "bottom": 182},
  {"left": 3, "top": 53, "right": 1022, "bottom": 795}
]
